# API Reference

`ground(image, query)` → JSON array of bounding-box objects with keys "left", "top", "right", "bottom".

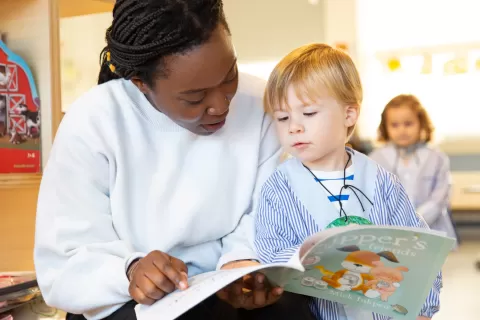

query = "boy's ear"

[{"left": 345, "top": 104, "right": 359, "bottom": 128}]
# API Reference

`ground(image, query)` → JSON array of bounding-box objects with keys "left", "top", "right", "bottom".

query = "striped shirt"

[
  {"left": 311, "top": 165, "right": 355, "bottom": 212},
  {"left": 254, "top": 160, "right": 441, "bottom": 320}
]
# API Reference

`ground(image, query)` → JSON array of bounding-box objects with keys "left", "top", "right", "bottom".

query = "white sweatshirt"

[{"left": 34, "top": 73, "right": 281, "bottom": 319}]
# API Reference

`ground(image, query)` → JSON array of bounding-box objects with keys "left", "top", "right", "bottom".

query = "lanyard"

[{"left": 302, "top": 152, "right": 373, "bottom": 224}]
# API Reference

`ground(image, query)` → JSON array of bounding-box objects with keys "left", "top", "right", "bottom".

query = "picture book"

[{"left": 135, "top": 225, "right": 455, "bottom": 320}]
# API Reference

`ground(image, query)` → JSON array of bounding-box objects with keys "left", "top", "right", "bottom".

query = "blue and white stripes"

[{"left": 254, "top": 164, "right": 442, "bottom": 320}]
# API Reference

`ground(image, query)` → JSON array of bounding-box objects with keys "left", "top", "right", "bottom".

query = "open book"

[{"left": 135, "top": 225, "right": 455, "bottom": 320}]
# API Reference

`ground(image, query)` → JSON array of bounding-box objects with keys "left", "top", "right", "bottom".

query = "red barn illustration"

[{"left": 0, "top": 40, "right": 41, "bottom": 173}]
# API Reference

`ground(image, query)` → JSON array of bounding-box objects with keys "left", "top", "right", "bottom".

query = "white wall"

[
  {"left": 357, "top": 0, "right": 480, "bottom": 53},
  {"left": 224, "top": 0, "right": 325, "bottom": 63},
  {"left": 323, "top": 0, "right": 357, "bottom": 59},
  {"left": 356, "top": 0, "right": 480, "bottom": 142},
  {"left": 60, "top": 13, "right": 112, "bottom": 113},
  {"left": 225, "top": 0, "right": 327, "bottom": 80}
]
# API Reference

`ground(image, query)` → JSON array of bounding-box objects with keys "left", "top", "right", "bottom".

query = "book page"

[{"left": 135, "top": 262, "right": 300, "bottom": 320}]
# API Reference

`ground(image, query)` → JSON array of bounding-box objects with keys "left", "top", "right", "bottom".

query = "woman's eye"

[
  {"left": 185, "top": 99, "right": 204, "bottom": 105},
  {"left": 304, "top": 112, "right": 317, "bottom": 117},
  {"left": 224, "top": 68, "right": 238, "bottom": 83}
]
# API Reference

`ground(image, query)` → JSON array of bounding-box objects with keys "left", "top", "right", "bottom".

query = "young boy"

[{"left": 254, "top": 43, "right": 441, "bottom": 320}]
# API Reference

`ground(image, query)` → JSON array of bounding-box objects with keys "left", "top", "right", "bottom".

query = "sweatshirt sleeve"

[
  {"left": 216, "top": 113, "right": 282, "bottom": 269},
  {"left": 34, "top": 110, "right": 142, "bottom": 319}
]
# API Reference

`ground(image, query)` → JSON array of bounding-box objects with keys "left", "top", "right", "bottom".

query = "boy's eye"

[
  {"left": 304, "top": 112, "right": 317, "bottom": 117},
  {"left": 277, "top": 116, "right": 289, "bottom": 122}
]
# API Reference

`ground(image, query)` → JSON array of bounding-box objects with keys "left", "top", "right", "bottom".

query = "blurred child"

[
  {"left": 254, "top": 44, "right": 440, "bottom": 320},
  {"left": 369, "top": 95, "right": 458, "bottom": 242}
]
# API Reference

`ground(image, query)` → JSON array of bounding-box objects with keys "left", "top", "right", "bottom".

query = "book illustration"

[
  {"left": 363, "top": 261, "right": 409, "bottom": 302},
  {"left": 300, "top": 276, "right": 328, "bottom": 290},
  {"left": 303, "top": 255, "right": 320, "bottom": 269},
  {"left": 315, "top": 245, "right": 401, "bottom": 294},
  {"left": 391, "top": 304, "right": 409, "bottom": 315},
  {"left": 295, "top": 245, "right": 410, "bottom": 312},
  {"left": 0, "top": 94, "right": 5, "bottom": 137}
]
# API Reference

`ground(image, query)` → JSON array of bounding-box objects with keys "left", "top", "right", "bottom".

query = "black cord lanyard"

[{"left": 303, "top": 152, "right": 373, "bottom": 222}]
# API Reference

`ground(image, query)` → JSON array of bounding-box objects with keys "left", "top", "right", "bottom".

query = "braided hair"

[{"left": 98, "top": 0, "right": 229, "bottom": 86}]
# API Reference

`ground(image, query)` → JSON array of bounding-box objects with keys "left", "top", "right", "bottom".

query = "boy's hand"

[
  {"left": 221, "top": 260, "right": 260, "bottom": 269},
  {"left": 217, "top": 260, "right": 283, "bottom": 309},
  {"left": 417, "top": 317, "right": 430, "bottom": 320}
]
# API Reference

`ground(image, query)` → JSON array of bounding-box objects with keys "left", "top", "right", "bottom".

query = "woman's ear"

[
  {"left": 131, "top": 77, "right": 150, "bottom": 94},
  {"left": 345, "top": 104, "right": 359, "bottom": 128}
]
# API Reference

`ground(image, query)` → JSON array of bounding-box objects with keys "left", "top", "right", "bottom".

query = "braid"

[{"left": 98, "top": 0, "right": 229, "bottom": 85}]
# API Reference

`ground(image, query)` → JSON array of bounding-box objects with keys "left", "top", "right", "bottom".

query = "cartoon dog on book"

[{"left": 315, "top": 245, "right": 400, "bottom": 293}]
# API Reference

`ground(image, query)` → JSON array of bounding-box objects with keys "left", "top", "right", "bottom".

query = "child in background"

[
  {"left": 369, "top": 95, "right": 458, "bottom": 242},
  {"left": 254, "top": 43, "right": 440, "bottom": 320}
]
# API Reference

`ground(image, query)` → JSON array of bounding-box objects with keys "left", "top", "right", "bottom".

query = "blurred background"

[{"left": 1, "top": 0, "right": 479, "bottom": 319}]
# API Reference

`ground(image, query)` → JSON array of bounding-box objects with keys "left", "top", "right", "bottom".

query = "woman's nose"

[{"left": 207, "top": 95, "right": 230, "bottom": 116}]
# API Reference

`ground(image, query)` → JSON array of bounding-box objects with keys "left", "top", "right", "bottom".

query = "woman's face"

[{"left": 132, "top": 25, "right": 239, "bottom": 135}]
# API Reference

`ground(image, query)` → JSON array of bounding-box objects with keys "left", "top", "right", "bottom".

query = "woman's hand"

[
  {"left": 128, "top": 251, "right": 189, "bottom": 305},
  {"left": 216, "top": 260, "right": 284, "bottom": 310}
]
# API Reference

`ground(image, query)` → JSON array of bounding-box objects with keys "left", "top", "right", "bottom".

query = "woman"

[{"left": 33, "top": 1, "right": 314, "bottom": 319}]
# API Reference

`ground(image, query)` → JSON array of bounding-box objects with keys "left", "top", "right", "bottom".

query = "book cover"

[{"left": 279, "top": 226, "right": 454, "bottom": 319}]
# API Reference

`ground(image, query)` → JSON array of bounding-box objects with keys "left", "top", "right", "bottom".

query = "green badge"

[{"left": 325, "top": 215, "right": 372, "bottom": 229}]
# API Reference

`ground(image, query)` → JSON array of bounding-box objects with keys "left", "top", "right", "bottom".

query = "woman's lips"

[{"left": 201, "top": 119, "right": 226, "bottom": 132}]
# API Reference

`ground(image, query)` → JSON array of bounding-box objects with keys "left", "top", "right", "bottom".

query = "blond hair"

[{"left": 264, "top": 43, "right": 363, "bottom": 139}]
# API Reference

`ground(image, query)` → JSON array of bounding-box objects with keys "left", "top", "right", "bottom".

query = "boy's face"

[{"left": 273, "top": 86, "right": 357, "bottom": 168}]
